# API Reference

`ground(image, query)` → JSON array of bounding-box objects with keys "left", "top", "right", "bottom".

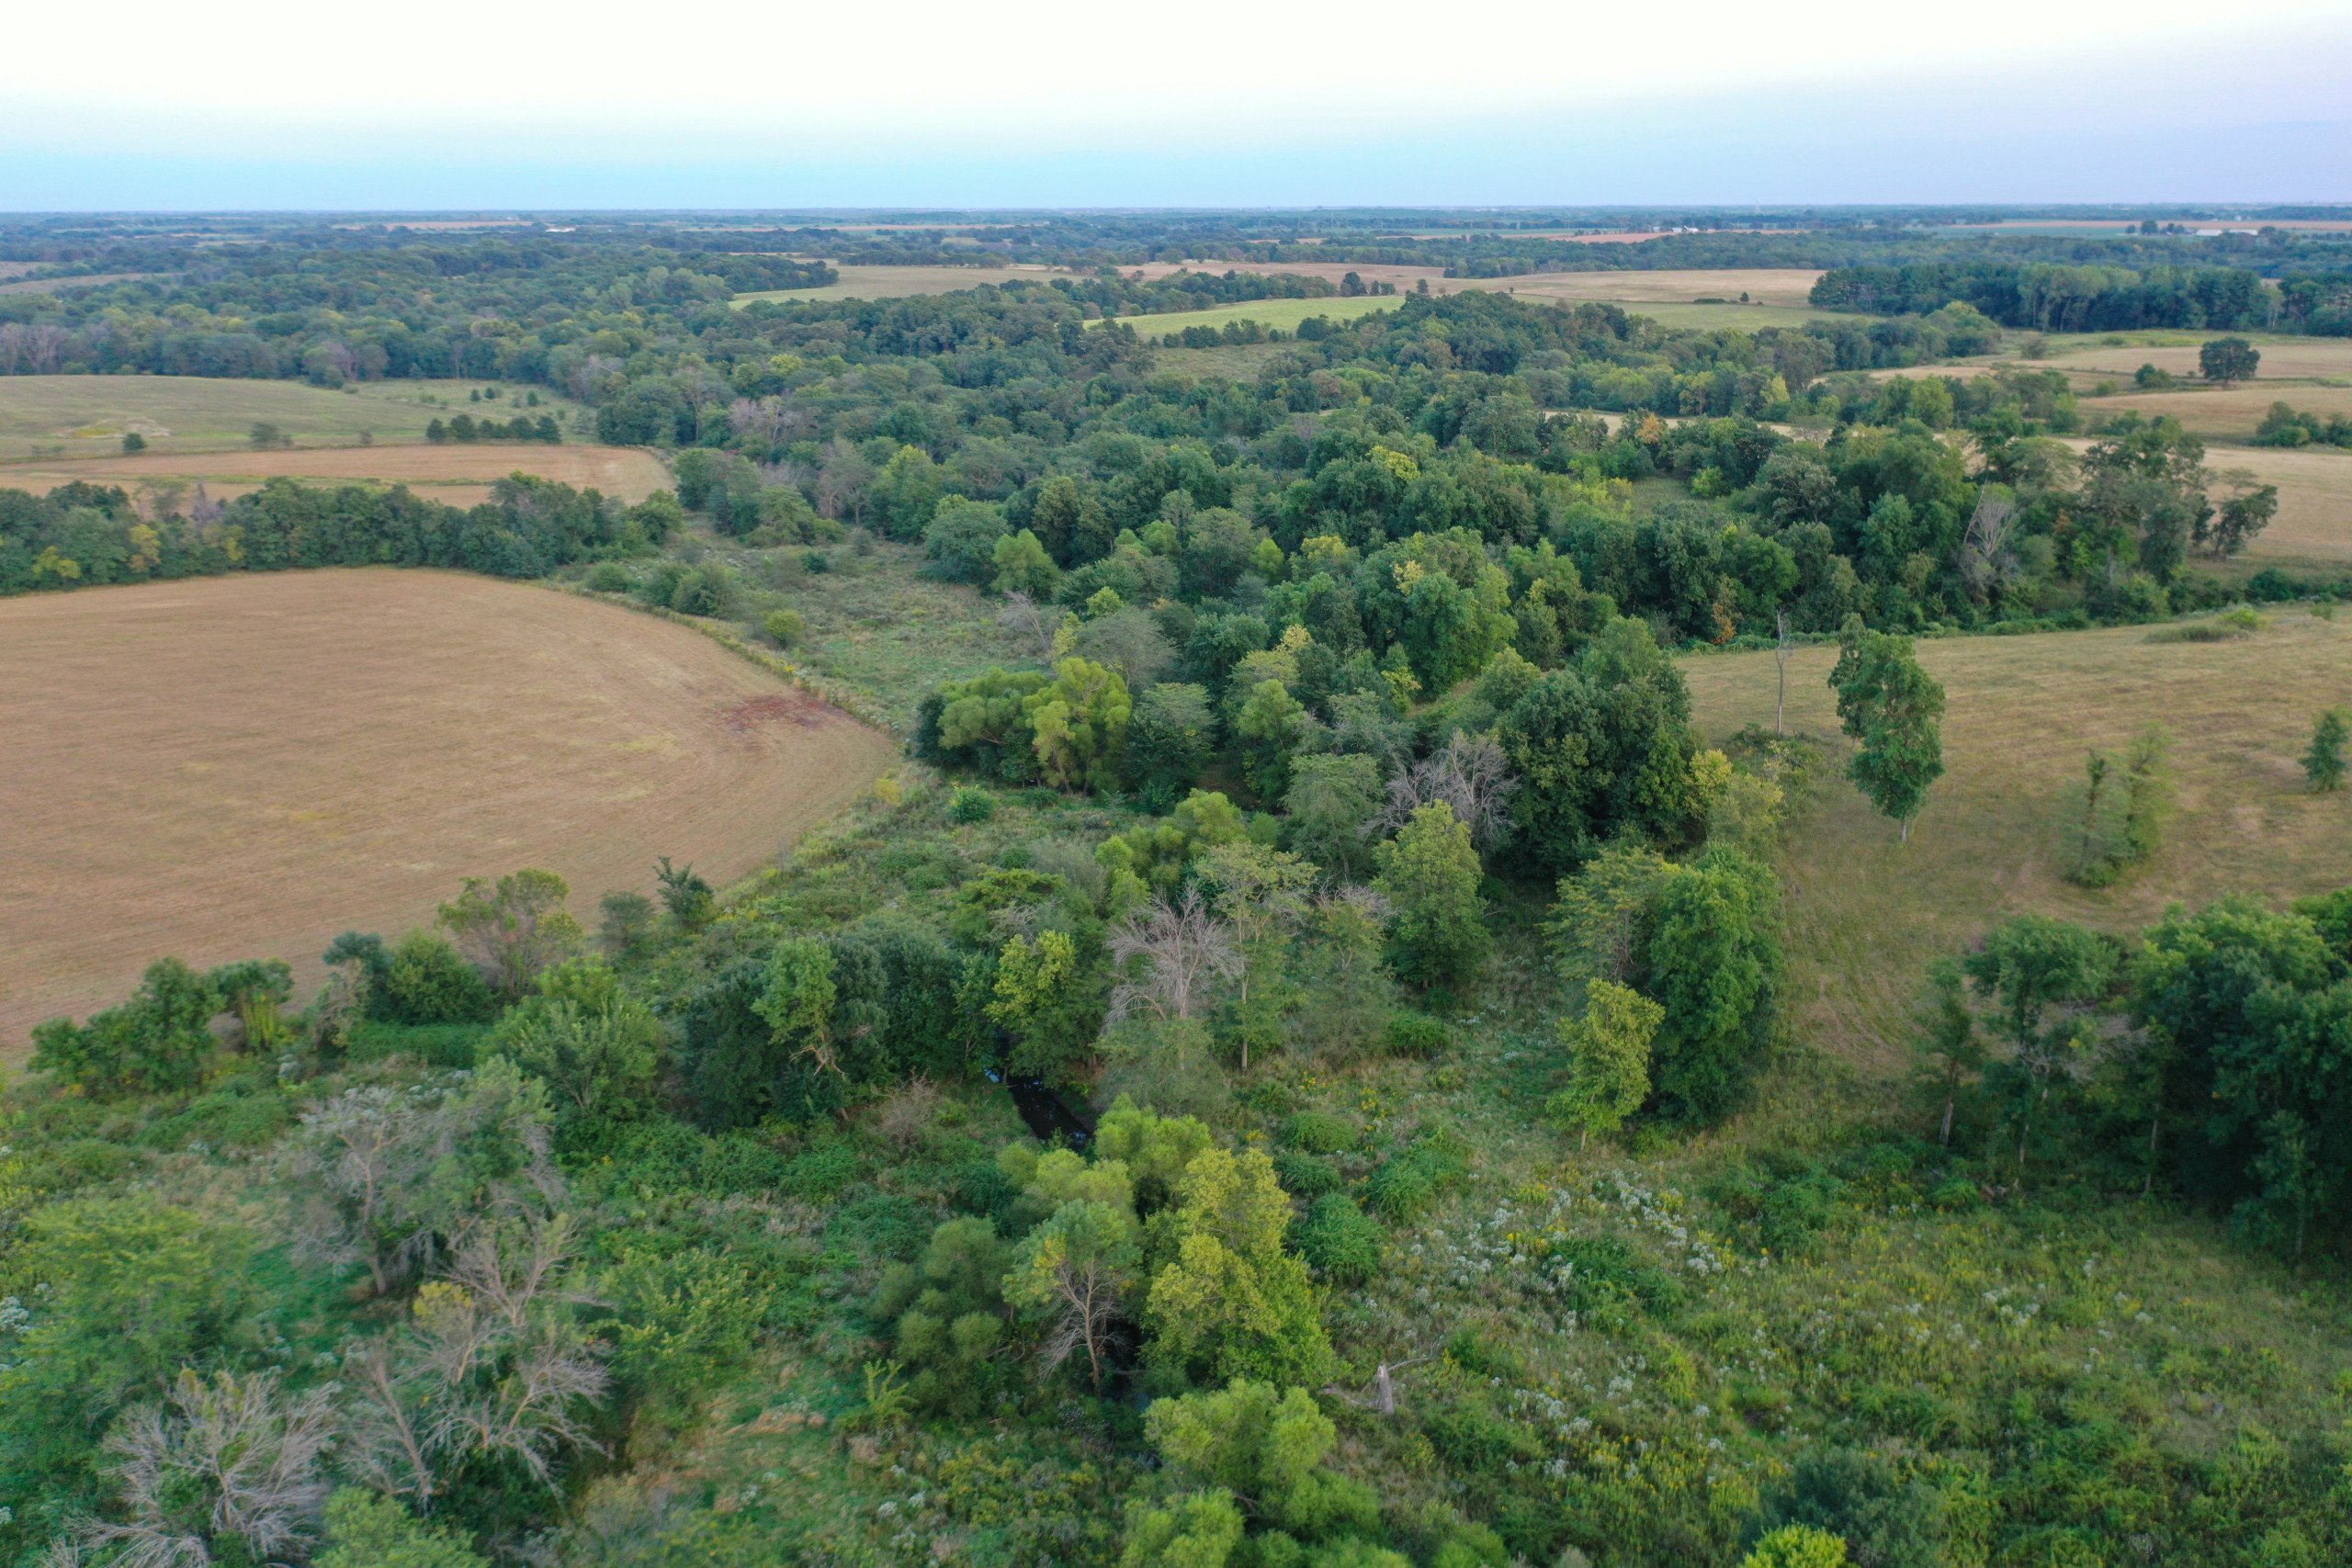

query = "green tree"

[
  {"left": 1830, "top": 626, "right": 1945, "bottom": 841},
  {"left": 1373, "top": 802, "right": 1488, "bottom": 989},
  {"left": 317, "top": 1490, "right": 488, "bottom": 1568},
  {"left": 1915, "top": 959, "right": 1985, "bottom": 1147},
  {"left": 991, "top": 527, "right": 1060, "bottom": 598},
  {"left": 1119, "top": 1491, "right": 1245, "bottom": 1568},
  {"left": 1284, "top": 752, "right": 1385, "bottom": 880},
  {"left": 1004, "top": 1200, "right": 1141, "bottom": 1389},
  {"left": 1023, "top": 657, "right": 1133, "bottom": 791},
  {"left": 1546, "top": 978, "right": 1662, "bottom": 1148},
  {"left": 2303, "top": 707, "right": 2348, "bottom": 792},
  {"left": 381, "top": 929, "right": 495, "bottom": 1023},
  {"left": 1129, "top": 682, "right": 1216, "bottom": 807},
  {"left": 1742, "top": 1525, "right": 1851, "bottom": 1568},
  {"left": 28, "top": 957, "right": 222, "bottom": 1096},
  {"left": 756, "top": 936, "right": 839, "bottom": 1082},
  {"left": 1964, "top": 916, "right": 2116, "bottom": 1175},
  {"left": 1231, "top": 679, "right": 1312, "bottom": 800},
  {"left": 2199, "top": 336, "right": 2260, "bottom": 387},
  {"left": 1144, "top": 1147, "right": 1334, "bottom": 1387},
  {"left": 489, "top": 957, "right": 664, "bottom": 1120},
  {"left": 1142, "top": 1380, "right": 1378, "bottom": 1540},
  {"left": 1646, "top": 847, "right": 1782, "bottom": 1123},
  {"left": 437, "top": 867, "right": 584, "bottom": 999}
]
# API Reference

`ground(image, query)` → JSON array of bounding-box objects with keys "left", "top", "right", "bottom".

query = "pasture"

[
  {"left": 2, "top": 443, "right": 674, "bottom": 507},
  {"left": 729, "top": 263, "right": 1083, "bottom": 305},
  {"left": 1682, "top": 611, "right": 2352, "bottom": 1069},
  {"left": 0, "top": 375, "right": 571, "bottom": 461},
  {"left": 0, "top": 570, "right": 897, "bottom": 1056},
  {"left": 2050, "top": 335, "right": 2352, "bottom": 382},
  {"left": 2086, "top": 382, "right": 2352, "bottom": 440}
]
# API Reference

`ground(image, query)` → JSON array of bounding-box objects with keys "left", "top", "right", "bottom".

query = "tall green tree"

[
  {"left": 1829, "top": 625, "right": 1945, "bottom": 841},
  {"left": 2304, "top": 707, "right": 2348, "bottom": 793},
  {"left": 1372, "top": 802, "right": 1488, "bottom": 989},
  {"left": 1547, "top": 978, "right": 1662, "bottom": 1148}
]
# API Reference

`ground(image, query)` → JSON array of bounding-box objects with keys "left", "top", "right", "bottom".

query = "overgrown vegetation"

[{"left": 6, "top": 212, "right": 2352, "bottom": 1568}]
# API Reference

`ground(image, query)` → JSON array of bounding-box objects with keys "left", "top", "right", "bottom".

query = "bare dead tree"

[
  {"left": 77, "top": 1370, "right": 335, "bottom": 1568},
  {"left": 1108, "top": 887, "right": 1240, "bottom": 1024},
  {"left": 344, "top": 1217, "right": 609, "bottom": 1513},
  {"left": 729, "top": 394, "right": 805, "bottom": 450},
  {"left": 1774, "top": 608, "right": 1791, "bottom": 738},
  {"left": 1031, "top": 1240, "right": 1136, "bottom": 1392},
  {"left": 1320, "top": 1355, "right": 1436, "bottom": 1418},
  {"left": 1958, "top": 491, "right": 2020, "bottom": 602},
  {"left": 996, "top": 592, "right": 1061, "bottom": 663},
  {"left": 1380, "top": 732, "right": 1519, "bottom": 852}
]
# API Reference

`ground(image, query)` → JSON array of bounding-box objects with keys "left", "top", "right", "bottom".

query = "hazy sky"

[{"left": 4, "top": 0, "right": 2348, "bottom": 209}]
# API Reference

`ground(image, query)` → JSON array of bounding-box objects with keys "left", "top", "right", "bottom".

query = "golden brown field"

[
  {"left": 2051, "top": 337, "right": 2352, "bottom": 381},
  {"left": 0, "top": 570, "right": 897, "bottom": 1056},
  {"left": 731, "top": 263, "right": 1085, "bottom": 305},
  {"left": 3, "top": 444, "right": 673, "bottom": 507},
  {"left": 1683, "top": 613, "right": 2352, "bottom": 1068},
  {"left": 2086, "top": 383, "right": 2352, "bottom": 439}
]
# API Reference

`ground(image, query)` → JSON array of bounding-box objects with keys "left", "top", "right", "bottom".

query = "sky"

[{"left": 4, "top": 0, "right": 2349, "bottom": 209}]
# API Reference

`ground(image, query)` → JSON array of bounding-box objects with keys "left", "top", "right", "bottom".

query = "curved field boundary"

[{"left": 0, "top": 570, "right": 897, "bottom": 1059}]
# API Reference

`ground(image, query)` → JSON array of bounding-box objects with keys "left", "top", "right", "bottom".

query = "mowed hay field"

[
  {"left": 0, "top": 570, "right": 898, "bottom": 1057},
  {"left": 0, "top": 375, "right": 572, "bottom": 461},
  {"left": 2086, "top": 383, "right": 2352, "bottom": 439},
  {"left": 2037, "top": 436, "right": 2352, "bottom": 567},
  {"left": 1682, "top": 614, "right": 2352, "bottom": 1072},
  {"left": 2051, "top": 335, "right": 2352, "bottom": 382},
  {"left": 2, "top": 443, "right": 674, "bottom": 508},
  {"left": 731, "top": 263, "right": 1085, "bottom": 306}
]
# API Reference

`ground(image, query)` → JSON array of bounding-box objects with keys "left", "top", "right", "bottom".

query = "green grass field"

[
  {"left": 1682, "top": 611, "right": 2352, "bottom": 1072},
  {"left": 1096, "top": 295, "right": 1404, "bottom": 338},
  {"left": 0, "top": 376, "right": 575, "bottom": 462},
  {"left": 1147, "top": 342, "right": 1295, "bottom": 378}
]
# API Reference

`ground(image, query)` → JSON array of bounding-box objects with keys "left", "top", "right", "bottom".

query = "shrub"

[
  {"left": 948, "top": 785, "right": 998, "bottom": 823},
  {"left": 1272, "top": 1149, "right": 1342, "bottom": 1198},
  {"left": 763, "top": 607, "right": 806, "bottom": 648},
  {"left": 379, "top": 930, "right": 494, "bottom": 1024},
  {"left": 1295, "top": 1193, "right": 1384, "bottom": 1284},
  {"left": 1384, "top": 1011, "right": 1451, "bottom": 1058},
  {"left": 1364, "top": 1131, "right": 1470, "bottom": 1223},
  {"left": 586, "top": 561, "right": 632, "bottom": 592},
  {"left": 1282, "top": 1111, "right": 1358, "bottom": 1154}
]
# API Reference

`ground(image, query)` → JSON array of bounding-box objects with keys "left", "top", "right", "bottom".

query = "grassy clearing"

[
  {"left": 2, "top": 443, "right": 673, "bottom": 507},
  {"left": 1147, "top": 341, "right": 1295, "bottom": 378},
  {"left": 0, "top": 375, "right": 574, "bottom": 461},
  {"left": 1100, "top": 295, "right": 1404, "bottom": 337},
  {"left": 0, "top": 569, "right": 896, "bottom": 1055},
  {"left": 1681, "top": 611, "right": 2352, "bottom": 1071},
  {"left": 729, "top": 263, "right": 1084, "bottom": 306},
  {"left": 703, "top": 536, "right": 1024, "bottom": 732}
]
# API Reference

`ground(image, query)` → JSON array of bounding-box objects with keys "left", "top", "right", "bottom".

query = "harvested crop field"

[
  {"left": 2, "top": 443, "right": 673, "bottom": 507},
  {"left": 0, "top": 375, "right": 573, "bottom": 461},
  {"left": 731, "top": 263, "right": 1083, "bottom": 305},
  {"left": 1683, "top": 611, "right": 2352, "bottom": 1070},
  {"left": 0, "top": 570, "right": 898, "bottom": 1056}
]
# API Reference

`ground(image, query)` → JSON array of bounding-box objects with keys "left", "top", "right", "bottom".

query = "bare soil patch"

[{"left": 0, "top": 570, "right": 897, "bottom": 1056}]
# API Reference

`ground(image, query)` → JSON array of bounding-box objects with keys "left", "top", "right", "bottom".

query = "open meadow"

[
  {"left": 1683, "top": 611, "right": 2352, "bottom": 1072},
  {"left": 0, "top": 375, "right": 574, "bottom": 461},
  {"left": 1, "top": 441, "right": 673, "bottom": 507},
  {"left": 0, "top": 570, "right": 896, "bottom": 1056},
  {"left": 2085, "top": 381, "right": 2352, "bottom": 440},
  {"left": 1101, "top": 295, "right": 1404, "bottom": 337}
]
